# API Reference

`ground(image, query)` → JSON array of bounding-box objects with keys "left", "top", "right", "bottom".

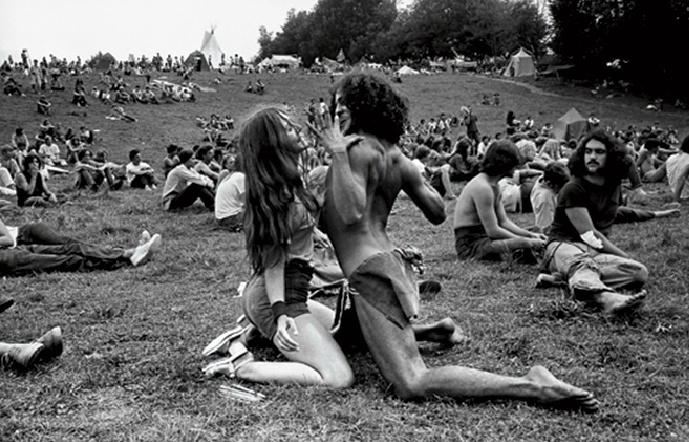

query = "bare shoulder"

[
  {"left": 348, "top": 136, "right": 386, "bottom": 162},
  {"left": 464, "top": 174, "right": 491, "bottom": 195}
]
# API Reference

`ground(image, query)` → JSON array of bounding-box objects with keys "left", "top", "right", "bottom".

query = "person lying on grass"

[
  {"left": 540, "top": 130, "right": 649, "bottom": 315},
  {"left": 453, "top": 140, "right": 546, "bottom": 262},
  {"left": 310, "top": 73, "right": 597, "bottom": 411},
  {"left": 202, "top": 107, "right": 466, "bottom": 386},
  {"left": 0, "top": 217, "right": 162, "bottom": 276}
]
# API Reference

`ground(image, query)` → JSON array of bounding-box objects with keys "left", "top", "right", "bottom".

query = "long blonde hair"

[{"left": 239, "top": 107, "right": 318, "bottom": 272}]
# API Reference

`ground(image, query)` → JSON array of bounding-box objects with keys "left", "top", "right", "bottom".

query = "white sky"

[{"left": 0, "top": 0, "right": 332, "bottom": 63}]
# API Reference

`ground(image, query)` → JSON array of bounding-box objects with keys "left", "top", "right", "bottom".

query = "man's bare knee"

[{"left": 390, "top": 372, "right": 427, "bottom": 400}]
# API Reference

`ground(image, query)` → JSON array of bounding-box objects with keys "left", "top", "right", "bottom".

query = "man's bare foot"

[
  {"left": 525, "top": 365, "right": 599, "bottom": 413},
  {"left": 601, "top": 290, "right": 647, "bottom": 315},
  {"left": 414, "top": 318, "right": 469, "bottom": 345},
  {"left": 654, "top": 209, "right": 680, "bottom": 218}
]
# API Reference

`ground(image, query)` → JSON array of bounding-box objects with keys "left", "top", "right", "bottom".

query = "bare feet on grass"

[
  {"left": 525, "top": 365, "right": 599, "bottom": 413},
  {"left": 416, "top": 318, "right": 469, "bottom": 345},
  {"left": 654, "top": 209, "right": 680, "bottom": 218},
  {"left": 597, "top": 290, "right": 647, "bottom": 315}
]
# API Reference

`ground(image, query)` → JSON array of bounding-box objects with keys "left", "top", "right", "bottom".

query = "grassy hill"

[{"left": 1, "top": 70, "right": 688, "bottom": 442}]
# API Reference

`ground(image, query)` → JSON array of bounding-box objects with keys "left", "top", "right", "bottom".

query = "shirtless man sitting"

[
  {"left": 453, "top": 140, "right": 546, "bottom": 261},
  {"left": 313, "top": 73, "right": 597, "bottom": 412}
]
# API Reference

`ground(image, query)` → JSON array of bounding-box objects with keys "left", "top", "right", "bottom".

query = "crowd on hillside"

[{"left": 4, "top": 69, "right": 689, "bottom": 417}]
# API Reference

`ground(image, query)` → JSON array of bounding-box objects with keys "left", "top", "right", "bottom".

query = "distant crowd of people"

[{"left": 4, "top": 63, "right": 689, "bottom": 421}]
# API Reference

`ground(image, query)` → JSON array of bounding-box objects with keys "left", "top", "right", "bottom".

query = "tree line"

[
  {"left": 257, "top": 0, "right": 545, "bottom": 66},
  {"left": 258, "top": 0, "right": 688, "bottom": 101},
  {"left": 550, "top": 0, "right": 689, "bottom": 102}
]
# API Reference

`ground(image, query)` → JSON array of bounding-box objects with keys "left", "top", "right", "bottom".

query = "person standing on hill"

[
  {"left": 462, "top": 106, "right": 480, "bottom": 148},
  {"left": 312, "top": 73, "right": 598, "bottom": 412}
]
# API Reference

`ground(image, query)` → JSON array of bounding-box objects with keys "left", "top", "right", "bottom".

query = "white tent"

[
  {"left": 503, "top": 48, "right": 536, "bottom": 77},
  {"left": 200, "top": 28, "right": 223, "bottom": 68},
  {"left": 271, "top": 55, "right": 301, "bottom": 69},
  {"left": 321, "top": 57, "right": 343, "bottom": 73},
  {"left": 397, "top": 65, "right": 419, "bottom": 75}
]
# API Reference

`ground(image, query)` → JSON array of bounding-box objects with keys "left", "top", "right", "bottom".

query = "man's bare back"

[{"left": 323, "top": 136, "right": 445, "bottom": 278}]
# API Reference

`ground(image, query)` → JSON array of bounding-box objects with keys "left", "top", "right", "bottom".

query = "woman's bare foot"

[
  {"left": 525, "top": 365, "right": 599, "bottom": 413},
  {"left": 598, "top": 290, "right": 647, "bottom": 315}
]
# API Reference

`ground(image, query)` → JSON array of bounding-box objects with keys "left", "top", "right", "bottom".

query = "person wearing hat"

[{"left": 162, "top": 148, "right": 215, "bottom": 211}]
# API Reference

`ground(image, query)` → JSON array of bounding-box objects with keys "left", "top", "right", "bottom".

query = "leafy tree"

[
  {"left": 550, "top": 0, "right": 689, "bottom": 100},
  {"left": 256, "top": 26, "right": 274, "bottom": 61}
]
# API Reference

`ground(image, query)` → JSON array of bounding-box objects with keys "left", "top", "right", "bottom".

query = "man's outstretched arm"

[{"left": 400, "top": 157, "right": 446, "bottom": 225}]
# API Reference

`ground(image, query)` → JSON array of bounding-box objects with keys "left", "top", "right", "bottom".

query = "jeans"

[
  {"left": 0, "top": 223, "right": 129, "bottom": 276},
  {"left": 544, "top": 241, "right": 648, "bottom": 299}
]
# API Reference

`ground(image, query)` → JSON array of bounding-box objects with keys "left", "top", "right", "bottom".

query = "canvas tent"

[
  {"left": 185, "top": 51, "right": 210, "bottom": 72},
  {"left": 271, "top": 55, "right": 300, "bottom": 69},
  {"left": 321, "top": 57, "right": 343, "bottom": 73},
  {"left": 200, "top": 28, "right": 223, "bottom": 67},
  {"left": 397, "top": 65, "right": 419, "bottom": 75},
  {"left": 553, "top": 108, "right": 587, "bottom": 142},
  {"left": 95, "top": 52, "right": 116, "bottom": 71},
  {"left": 503, "top": 48, "right": 535, "bottom": 77},
  {"left": 258, "top": 55, "right": 300, "bottom": 69}
]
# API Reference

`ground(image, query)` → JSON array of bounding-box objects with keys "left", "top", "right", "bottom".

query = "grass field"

[{"left": 1, "top": 70, "right": 688, "bottom": 442}]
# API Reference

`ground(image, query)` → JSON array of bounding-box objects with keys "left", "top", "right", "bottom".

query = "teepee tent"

[
  {"left": 553, "top": 108, "right": 587, "bottom": 142},
  {"left": 200, "top": 28, "right": 223, "bottom": 68},
  {"left": 503, "top": 48, "right": 535, "bottom": 77},
  {"left": 185, "top": 51, "right": 210, "bottom": 72}
]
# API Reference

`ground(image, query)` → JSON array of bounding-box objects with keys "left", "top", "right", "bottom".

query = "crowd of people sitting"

[{"left": 4, "top": 66, "right": 689, "bottom": 419}]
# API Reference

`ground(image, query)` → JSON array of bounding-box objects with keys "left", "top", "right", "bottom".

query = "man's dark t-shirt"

[{"left": 549, "top": 177, "right": 622, "bottom": 242}]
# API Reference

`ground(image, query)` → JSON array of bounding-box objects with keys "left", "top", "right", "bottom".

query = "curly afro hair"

[{"left": 330, "top": 73, "right": 409, "bottom": 145}]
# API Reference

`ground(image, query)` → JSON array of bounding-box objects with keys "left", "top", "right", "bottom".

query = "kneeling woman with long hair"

[{"left": 205, "top": 107, "right": 353, "bottom": 387}]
